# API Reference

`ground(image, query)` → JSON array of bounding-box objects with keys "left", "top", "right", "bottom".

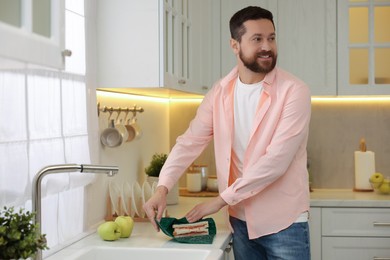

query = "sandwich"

[{"left": 172, "top": 221, "right": 209, "bottom": 238}]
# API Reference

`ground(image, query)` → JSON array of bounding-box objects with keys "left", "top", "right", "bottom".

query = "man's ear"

[{"left": 230, "top": 38, "right": 239, "bottom": 55}]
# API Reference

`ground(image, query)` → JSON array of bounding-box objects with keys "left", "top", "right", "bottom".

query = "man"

[{"left": 144, "top": 6, "right": 311, "bottom": 260}]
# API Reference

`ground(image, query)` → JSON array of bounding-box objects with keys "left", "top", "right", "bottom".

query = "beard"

[{"left": 239, "top": 50, "right": 277, "bottom": 74}]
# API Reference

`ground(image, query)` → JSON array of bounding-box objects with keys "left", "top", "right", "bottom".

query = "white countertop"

[
  {"left": 310, "top": 189, "right": 390, "bottom": 207},
  {"left": 45, "top": 189, "right": 389, "bottom": 259},
  {"left": 46, "top": 196, "right": 232, "bottom": 260}
]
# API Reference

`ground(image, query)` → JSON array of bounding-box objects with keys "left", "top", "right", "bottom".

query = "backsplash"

[
  {"left": 96, "top": 91, "right": 210, "bottom": 190},
  {"left": 96, "top": 92, "right": 390, "bottom": 191},
  {"left": 308, "top": 98, "right": 390, "bottom": 189}
]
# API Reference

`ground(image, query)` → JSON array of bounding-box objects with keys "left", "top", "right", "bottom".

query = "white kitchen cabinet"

[
  {"left": 337, "top": 0, "right": 390, "bottom": 95},
  {"left": 276, "top": 0, "right": 337, "bottom": 96},
  {"left": 186, "top": 0, "right": 214, "bottom": 93},
  {"left": 212, "top": 0, "right": 337, "bottom": 96},
  {"left": 0, "top": 0, "right": 66, "bottom": 69},
  {"left": 309, "top": 207, "right": 321, "bottom": 260},
  {"left": 321, "top": 207, "right": 390, "bottom": 260},
  {"left": 96, "top": 0, "right": 211, "bottom": 95},
  {"left": 323, "top": 237, "right": 390, "bottom": 260}
]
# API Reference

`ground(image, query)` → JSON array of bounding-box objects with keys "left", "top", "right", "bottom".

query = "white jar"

[
  {"left": 207, "top": 176, "right": 218, "bottom": 192},
  {"left": 193, "top": 165, "right": 208, "bottom": 190},
  {"left": 186, "top": 171, "right": 202, "bottom": 192}
]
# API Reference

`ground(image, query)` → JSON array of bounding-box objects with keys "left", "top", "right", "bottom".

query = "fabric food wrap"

[{"left": 156, "top": 217, "right": 216, "bottom": 244}]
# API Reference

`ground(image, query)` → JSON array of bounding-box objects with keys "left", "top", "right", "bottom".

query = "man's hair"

[{"left": 229, "top": 6, "right": 275, "bottom": 42}]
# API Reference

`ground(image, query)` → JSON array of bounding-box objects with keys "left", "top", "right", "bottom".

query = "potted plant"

[
  {"left": 145, "top": 153, "right": 168, "bottom": 179},
  {"left": 0, "top": 206, "right": 48, "bottom": 259},
  {"left": 144, "top": 153, "right": 178, "bottom": 205}
]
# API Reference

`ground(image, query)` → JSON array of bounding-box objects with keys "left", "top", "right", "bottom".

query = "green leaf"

[
  {"left": 0, "top": 206, "right": 49, "bottom": 259},
  {"left": 145, "top": 153, "right": 168, "bottom": 177}
]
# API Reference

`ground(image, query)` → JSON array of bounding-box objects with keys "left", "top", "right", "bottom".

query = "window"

[{"left": 0, "top": 0, "right": 65, "bottom": 69}]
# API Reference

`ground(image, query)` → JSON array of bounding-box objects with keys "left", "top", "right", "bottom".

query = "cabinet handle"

[
  {"left": 62, "top": 49, "right": 72, "bottom": 57},
  {"left": 224, "top": 240, "right": 233, "bottom": 253},
  {"left": 373, "top": 257, "right": 390, "bottom": 260},
  {"left": 373, "top": 222, "right": 390, "bottom": 227},
  {"left": 178, "top": 79, "right": 186, "bottom": 85}
]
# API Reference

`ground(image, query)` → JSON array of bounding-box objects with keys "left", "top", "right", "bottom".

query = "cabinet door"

[
  {"left": 96, "top": 0, "right": 161, "bottom": 88},
  {"left": 277, "top": 0, "right": 337, "bottom": 96},
  {"left": 164, "top": 0, "right": 188, "bottom": 89},
  {"left": 322, "top": 208, "right": 390, "bottom": 237},
  {"left": 0, "top": 0, "right": 65, "bottom": 69},
  {"left": 338, "top": 0, "right": 390, "bottom": 95},
  {"left": 186, "top": 0, "right": 213, "bottom": 94},
  {"left": 322, "top": 237, "right": 390, "bottom": 260},
  {"left": 309, "top": 208, "right": 322, "bottom": 260}
]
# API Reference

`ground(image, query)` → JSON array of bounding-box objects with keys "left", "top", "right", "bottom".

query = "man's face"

[{"left": 237, "top": 19, "right": 277, "bottom": 74}]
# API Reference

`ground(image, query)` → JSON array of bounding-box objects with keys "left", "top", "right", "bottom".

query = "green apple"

[
  {"left": 369, "top": 172, "right": 384, "bottom": 188},
  {"left": 115, "top": 216, "right": 134, "bottom": 238},
  {"left": 378, "top": 179, "right": 390, "bottom": 194},
  {"left": 97, "top": 221, "right": 121, "bottom": 241}
]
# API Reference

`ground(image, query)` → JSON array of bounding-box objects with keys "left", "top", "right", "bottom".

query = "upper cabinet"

[
  {"left": 338, "top": 0, "right": 390, "bottom": 95},
  {"left": 276, "top": 0, "right": 337, "bottom": 96},
  {"left": 96, "top": 0, "right": 211, "bottom": 95},
  {"left": 213, "top": 0, "right": 337, "bottom": 96},
  {"left": 0, "top": 0, "right": 66, "bottom": 69}
]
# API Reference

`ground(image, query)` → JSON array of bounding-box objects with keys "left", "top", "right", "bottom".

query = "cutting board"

[{"left": 179, "top": 188, "right": 218, "bottom": 197}]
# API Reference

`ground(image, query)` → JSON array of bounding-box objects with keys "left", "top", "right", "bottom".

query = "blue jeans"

[{"left": 230, "top": 216, "right": 310, "bottom": 260}]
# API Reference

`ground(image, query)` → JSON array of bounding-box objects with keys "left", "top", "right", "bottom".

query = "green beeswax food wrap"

[{"left": 156, "top": 217, "right": 216, "bottom": 244}]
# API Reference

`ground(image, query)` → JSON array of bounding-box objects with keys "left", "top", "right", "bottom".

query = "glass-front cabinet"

[
  {"left": 0, "top": 0, "right": 66, "bottom": 69},
  {"left": 338, "top": 0, "right": 390, "bottom": 95}
]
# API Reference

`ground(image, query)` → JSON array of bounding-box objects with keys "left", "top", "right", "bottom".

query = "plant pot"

[{"left": 146, "top": 176, "right": 179, "bottom": 205}]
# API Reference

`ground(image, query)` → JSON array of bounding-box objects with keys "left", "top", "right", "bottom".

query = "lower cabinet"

[
  {"left": 309, "top": 208, "right": 322, "bottom": 260},
  {"left": 310, "top": 207, "right": 390, "bottom": 260},
  {"left": 322, "top": 237, "right": 390, "bottom": 260}
]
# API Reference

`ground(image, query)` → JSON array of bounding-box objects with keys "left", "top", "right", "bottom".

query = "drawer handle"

[
  {"left": 373, "top": 222, "right": 390, "bottom": 227},
  {"left": 373, "top": 257, "right": 390, "bottom": 260}
]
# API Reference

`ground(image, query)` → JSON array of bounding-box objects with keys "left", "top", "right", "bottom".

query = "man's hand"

[
  {"left": 143, "top": 185, "right": 168, "bottom": 231},
  {"left": 185, "top": 196, "right": 227, "bottom": 223}
]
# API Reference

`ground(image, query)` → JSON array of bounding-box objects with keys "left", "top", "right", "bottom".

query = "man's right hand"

[{"left": 143, "top": 185, "right": 168, "bottom": 231}]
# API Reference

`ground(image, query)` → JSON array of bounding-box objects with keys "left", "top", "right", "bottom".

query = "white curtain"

[
  {"left": 0, "top": 69, "right": 94, "bottom": 251},
  {"left": 0, "top": 0, "right": 98, "bottom": 255}
]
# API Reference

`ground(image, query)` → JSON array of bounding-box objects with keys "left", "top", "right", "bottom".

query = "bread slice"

[{"left": 172, "top": 221, "right": 209, "bottom": 238}]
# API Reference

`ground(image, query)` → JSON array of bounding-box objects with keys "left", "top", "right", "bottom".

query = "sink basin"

[{"left": 66, "top": 246, "right": 224, "bottom": 260}]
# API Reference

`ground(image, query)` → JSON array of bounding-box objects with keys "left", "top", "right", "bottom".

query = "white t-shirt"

[{"left": 230, "top": 77, "right": 263, "bottom": 220}]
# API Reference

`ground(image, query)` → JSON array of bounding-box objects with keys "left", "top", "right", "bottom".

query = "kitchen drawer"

[
  {"left": 322, "top": 208, "right": 390, "bottom": 237},
  {"left": 322, "top": 237, "right": 390, "bottom": 260}
]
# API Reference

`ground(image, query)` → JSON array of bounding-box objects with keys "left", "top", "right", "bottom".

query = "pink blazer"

[{"left": 158, "top": 66, "right": 311, "bottom": 239}]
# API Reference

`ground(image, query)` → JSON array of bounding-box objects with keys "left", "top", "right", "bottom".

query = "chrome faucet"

[{"left": 32, "top": 164, "right": 119, "bottom": 260}]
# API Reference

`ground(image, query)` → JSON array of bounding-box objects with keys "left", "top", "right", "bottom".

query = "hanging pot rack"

[{"left": 97, "top": 102, "right": 145, "bottom": 117}]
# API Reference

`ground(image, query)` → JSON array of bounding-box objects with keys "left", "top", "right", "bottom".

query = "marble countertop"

[
  {"left": 45, "top": 189, "right": 389, "bottom": 259},
  {"left": 310, "top": 189, "right": 390, "bottom": 207},
  {"left": 45, "top": 196, "right": 232, "bottom": 260}
]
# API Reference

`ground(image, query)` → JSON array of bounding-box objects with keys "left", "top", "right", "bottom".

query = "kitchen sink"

[{"left": 65, "top": 246, "right": 224, "bottom": 260}]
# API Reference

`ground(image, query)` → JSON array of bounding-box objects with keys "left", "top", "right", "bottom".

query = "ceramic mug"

[
  {"left": 100, "top": 119, "right": 123, "bottom": 147},
  {"left": 186, "top": 171, "right": 202, "bottom": 192},
  {"left": 125, "top": 117, "right": 142, "bottom": 142},
  {"left": 115, "top": 119, "right": 129, "bottom": 144},
  {"left": 207, "top": 176, "right": 218, "bottom": 192}
]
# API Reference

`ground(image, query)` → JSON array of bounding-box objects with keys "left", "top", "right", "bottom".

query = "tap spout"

[{"left": 32, "top": 164, "right": 118, "bottom": 260}]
